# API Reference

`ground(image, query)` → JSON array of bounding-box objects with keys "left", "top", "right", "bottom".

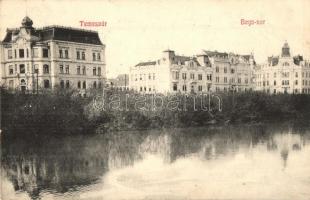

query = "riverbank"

[{"left": 1, "top": 87, "right": 310, "bottom": 136}]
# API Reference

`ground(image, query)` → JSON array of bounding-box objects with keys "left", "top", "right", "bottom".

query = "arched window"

[
  {"left": 43, "top": 64, "right": 49, "bottom": 74},
  {"left": 44, "top": 80, "right": 50, "bottom": 88},
  {"left": 173, "top": 83, "right": 177, "bottom": 91},
  {"left": 93, "top": 81, "right": 97, "bottom": 88},
  {"left": 77, "top": 81, "right": 81, "bottom": 89}
]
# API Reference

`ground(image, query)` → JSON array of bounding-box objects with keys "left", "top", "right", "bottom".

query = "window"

[
  {"left": 97, "top": 53, "right": 101, "bottom": 61},
  {"left": 190, "top": 73, "right": 195, "bottom": 80},
  {"left": 59, "top": 65, "right": 64, "bottom": 74},
  {"left": 60, "top": 80, "right": 64, "bottom": 88},
  {"left": 149, "top": 73, "right": 152, "bottom": 80},
  {"left": 77, "top": 81, "right": 81, "bottom": 89},
  {"left": 77, "top": 66, "right": 81, "bottom": 75},
  {"left": 59, "top": 49, "right": 63, "bottom": 58},
  {"left": 274, "top": 80, "right": 276, "bottom": 86},
  {"left": 207, "top": 74, "right": 212, "bottom": 81},
  {"left": 19, "top": 49, "right": 24, "bottom": 58},
  {"left": 93, "top": 81, "right": 97, "bottom": 88},
  {"left": 98, "top": 67, "right": 101, "bottom": 76},
  {"left": 182, "top": 85, "right": 187, "bottom": 91},
  {"left": 98, "top": 82, "right": 102, "bottom": 88},
  {"left": 20, "top": 64, "right": 25, "bottom": 74},
  {"left": 93, "top": 67, "right": 96, "bottom": 75},
  {"left": 153, "top": 73, "right": 155, "bottom": 80},
  {"left": 231, "top": 69, "right": 235, "bottom": 74},
  {"left": 33, "top": 48, "right": 38, "bottom": 58},
  {"left": 224, "top": 77, "right": 227, "bottom": 83},
  {"left": 65, "top": 49, "right": 69, "bottom": 59},
  {"left": 282, "top": 80, "right": 289, "bottom": 85},
  {"left": 66, "top": 80, "right": 70, "bottom": 88},
  {"left": 77, "top": 51, "right": 80, "bottom": 59},
  {"left": 93, "top": 52, "right": 96, "bottom": 61},
  {"left": 173, "top": 84, "right": 177, "bottom": 91},
  {"left": 26, "top": 49, "right": 29, "bottom": 57},
  {"left": 82, "top": 52, "right": 85, "bottom": 60},
  {"left": 283, "top": 72, "right": 289, "bottom": 78},
  {"left": 274, "top": 72, "right": 277, "bottom": 78},
  {"left": 44, "top": 80, "right": 50, "bottom": 88},
  {"left": 245, "top": 78, "right": 248, "bottom": 84},
  {"left": 216, "top": 66, "right": 219, "bottom": 73},
  {"left": 8, "top": 49, "right": 12, "bottom": 59},
  {"left": 216, "top": 77, "right": 219, "bottom": 83},
  {"left": 173, "top": 71, "right": 179, "bottom": 80},
  {"left": 238, "top": 78, "right": 241, "bottom": 83},
  {"left": 43, "top": 48, "right": 48, "bottom": 58},
  {"left": 43, "top": 65, "right": 49, "bottom": 74},
  {"left": 198, "top": 85, "right": 202, "bottom": 91},
  {"left": 34, "top": 65, "right": 39, "bottom": 74},
  {"left": 224, "top": 67, "right": 227, "bottom": 73},
  {"left": 198, "top": 74, "right": 202, "bottom": 80},
  {"left": 182, "top": 73, "right": 187, "bottom": 80},
  {"left": 295, "top": 80, "right": 298, "bottom": 85},
  {"left": 295, "top": 72, "right": 298, "bottom": 78},
  {"left": 9, "top": 65, "right": 14, "bottom": 75},
  {"left": 82, "top": 66, "right": 86, "bottom": 75},
  {"left": 65, "top": 65, "right": 69, "bottom": 74},
  {"left": 83, "top": 81, "right": 86, "bottom": 89}
]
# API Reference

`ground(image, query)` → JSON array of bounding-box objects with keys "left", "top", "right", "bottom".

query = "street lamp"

[{"left": 35, "top": 69, "right": 39, "bottom": 94}]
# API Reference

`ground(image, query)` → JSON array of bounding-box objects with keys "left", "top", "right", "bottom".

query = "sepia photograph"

[{"left": 0, "top": 0, "right": 310, "bottom": 199}]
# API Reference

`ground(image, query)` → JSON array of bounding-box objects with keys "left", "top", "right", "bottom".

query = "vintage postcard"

[{"left": 0, "top": 0, "right": 310, "bottom": 199}]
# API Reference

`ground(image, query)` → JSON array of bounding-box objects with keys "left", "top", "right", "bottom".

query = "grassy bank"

[{"left": 1, "top": 87, "right": 310, "bottom": 136}]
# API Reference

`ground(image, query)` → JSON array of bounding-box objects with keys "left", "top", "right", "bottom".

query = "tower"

[{"left": 281, "top": 41, "right": 290, "bottom": 57}]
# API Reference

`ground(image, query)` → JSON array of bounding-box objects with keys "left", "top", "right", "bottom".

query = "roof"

[
  {"left": 241, "top": 55, "right": 251, "bottom": 61},
  {"left": 173, "top": 55, "right": 190, "bottom": 63},
  {"left": 268, "top": 56, "right": 279, "bottom": 66},
  {"left": 203, "top": 50, "right": 228, "bottom": 57},
  {"left": 2, "top": 25, "right": 103, "bottom": 45},
  {"left": 135, "top": 61, "right": 157, "bottom": 67}
]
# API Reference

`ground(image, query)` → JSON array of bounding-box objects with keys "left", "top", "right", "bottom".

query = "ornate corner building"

[
  {"left": 0, "top": 16, "right": 106, "bottom": 95},
  {"left": 254, "top": 42, "right": 310, "bottom": 94}
]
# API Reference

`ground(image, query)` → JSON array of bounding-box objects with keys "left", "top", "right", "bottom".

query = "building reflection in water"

[{"left": 1, "top": 123, "right": 309, "bottom": 199}]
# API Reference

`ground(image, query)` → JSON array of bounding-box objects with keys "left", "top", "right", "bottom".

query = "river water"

[{"left": 1, "top": 124, "right": 310, "bottom": 200}]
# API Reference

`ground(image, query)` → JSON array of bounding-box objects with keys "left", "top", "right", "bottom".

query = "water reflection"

[{"left": 1, "top": 124, "right": 310, "bottom": 200}]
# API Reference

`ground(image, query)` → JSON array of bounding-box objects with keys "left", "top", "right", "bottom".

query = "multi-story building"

[
  {"left": 129, "top": 49, "right": 255, "bottom": 94},
  {"left": 204, "top": 50, "right": 255, "bottom": 92},
  {"left": 129, "top": 50, "right": 212, "bottom": 94},
  {"left": 254, "top": 42, "right": 310, "bottom": 94},
  {"left": 0, "top": 16, "right": 106, "bottom": 95}
]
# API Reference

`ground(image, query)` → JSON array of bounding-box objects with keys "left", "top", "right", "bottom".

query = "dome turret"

[{"left": 21, "top": 16, "right": 33, "bottom": 28}]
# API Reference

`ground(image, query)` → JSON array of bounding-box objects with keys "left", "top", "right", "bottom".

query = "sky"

[{"left": 1, "top": 0, "right": 310, "bottom": 78}]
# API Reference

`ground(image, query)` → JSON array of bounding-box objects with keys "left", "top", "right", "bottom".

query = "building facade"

[
  {"left": 254, "top": 42, "right": 310, "bottom": 94},
  {"left": 0, "top": 16, "right": 106, "bottom": 95},
  {"left": 129, "top": 49, "right": 255, "bottom": 94},
  {"left": 204, "top": 50, "right": 255, "bottom": 92}
]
